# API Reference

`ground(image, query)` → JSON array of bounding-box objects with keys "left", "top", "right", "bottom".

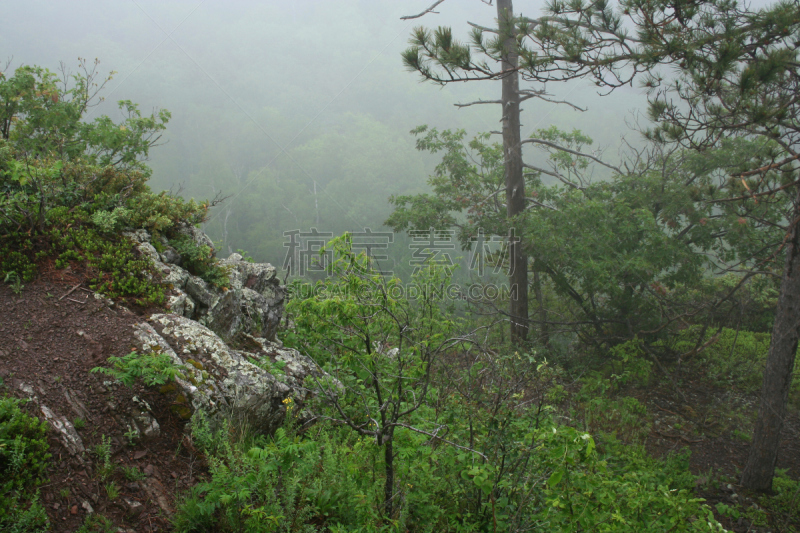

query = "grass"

[{"left": 122, "top": 466, "right": 146, "bottom": 482}]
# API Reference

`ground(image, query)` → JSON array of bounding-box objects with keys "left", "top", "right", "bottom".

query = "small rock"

[
  {"left": 70, "top": 505, "right": 78, "bottom": 515},
  {"left": 123, "top": 497, "right": 143, "bottom": 518},
  {"left": 134, "top": 450, "right": 148, "bottom": 460},
  {"left": 143, "top": 464, "right": 155, "bottom": 476},
  {"left": 81, "top": 500, "right": 94, "bottom": 514},
  {"left": 52, "top": 503, "right": 60, "bottom": 510},
  {"left": 39, "top": 405, "right": 85, "bottom": 455}
]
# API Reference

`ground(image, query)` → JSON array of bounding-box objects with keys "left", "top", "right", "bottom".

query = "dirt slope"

[{"left": 0, "top": 276, "right": 204, "bottom": 532}]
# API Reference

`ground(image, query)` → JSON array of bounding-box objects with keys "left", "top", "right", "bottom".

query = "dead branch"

[
  {"left": 59, "top": 283, "right": 82, "bottom": 301},
  {"left": 401, "top": 0, "right": 447, "bottom": 20},
  {"left": 454, "top": 99, "right": 503, "bottom": 107}
]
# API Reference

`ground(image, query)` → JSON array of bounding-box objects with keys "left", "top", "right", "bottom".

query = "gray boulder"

[
  {"left": 124, "top": 229, "right": 286, "bottom": 342},
  {"left": 132, "top": 314, "right": 325, "bottom": 434}
]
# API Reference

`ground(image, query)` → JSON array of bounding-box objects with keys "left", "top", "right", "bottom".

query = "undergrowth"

[
  {"left": 0, "top": 396, "right": 51, "bottom": 532},
  {"left": 91, "top": 350, "right": 186, "bottom": 387},
  {"left": 173, "top": 387, "right": 726, "bottom": 532}
]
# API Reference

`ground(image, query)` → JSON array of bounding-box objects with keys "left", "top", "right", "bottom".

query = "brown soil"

[{"left": 0, "top": 276, "right": 204, "bottom": 532}]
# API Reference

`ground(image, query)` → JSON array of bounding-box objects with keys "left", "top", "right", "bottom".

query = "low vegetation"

[{"left": 0, "top": 395, "right": 51, "bottom": 532}]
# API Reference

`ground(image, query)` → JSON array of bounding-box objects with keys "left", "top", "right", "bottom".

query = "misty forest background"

[{"left": 2, "top": 0, "right": 648, "bottom": 277}]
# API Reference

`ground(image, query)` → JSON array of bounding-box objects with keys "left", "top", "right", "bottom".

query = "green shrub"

[
  {"left": 75, "top": 513, "right": 116, "bottom": 533},
  {"left": 528, "top": 429, "right": 724, "bottom": 532},
  {"left": 0, "top": 396, "right": 51, "bottom": 532},
  {"left": 169, "top": 233, "right": 230, "bottom": 288},
  {"left": 43, "top": 224, "right": 166, "bottom": 305},
  {"left": 90, "top": 207, "right": 130, "bottom": 233},
  {"left": 125, "top": 191, "right": 207, "bottom": 234},
  {"left": 172, "top": 405, "right": 727, "bottom": 533},
  {"left": 175, "top": 412, "right": 382, "bottom": 533},
  {"left": 665, "top": 326, "right": 799, "bottom": 407}
]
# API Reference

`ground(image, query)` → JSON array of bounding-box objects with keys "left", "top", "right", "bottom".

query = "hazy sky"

[
  {"left": 0, "top": 0, "right": 664, "bottom": 260},
  {"left": 1, "top": 1, "right": 645, "bottom": 152}
]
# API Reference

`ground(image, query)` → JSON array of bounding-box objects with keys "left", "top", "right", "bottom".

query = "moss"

[
  {"left": 186, "top": 359, "right": 204, "bottom": 370},
  {"left": 170, "top": 404, "right": 192, "bottom": 420},
  {"left": 159, "top": 383, "right": 177, "bottom": 394}
]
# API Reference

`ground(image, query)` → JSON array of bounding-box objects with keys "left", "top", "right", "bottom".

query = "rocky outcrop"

[
  {"left": 123, "top": 229, "right": 285, "bottom": 342},
  {"left": 117, "top": 227, "right": 327, "bottom": 434},
  {"left": 132, "top": 314, "right": 323, "bottom": 433}
]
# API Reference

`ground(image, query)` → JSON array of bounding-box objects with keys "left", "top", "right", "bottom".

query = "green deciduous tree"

[
  {"left": 387, "top": 121, "right": 784, "bottom": 358},
  {"left": 1, "top": 59, "right": 169, "bottom": 174},
  {"left": 285, "top": 234, "right": 474, "bottom": 518}
]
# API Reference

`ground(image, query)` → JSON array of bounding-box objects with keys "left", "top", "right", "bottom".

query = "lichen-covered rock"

[
  {"left": 122, "top": 229, "right": 151, "bottom": 245},
  {"left": 14, "top": 381, "right": 86, "bottom": 456},
  {"left": 124, "top": 228, "right": 286, "bottom": 342},
  {"left": 132, "top": 314, "right": 323, "bottom": 434},
  {"left": 160, "top": 247, "right": 181, "bottom": 265},
  {"left": 184, "top": 275, "right": 216, "bottom": 309},
  {"left": 221, "top": 254, "right": 279, "bottom": 293},
  {"left": 203, "top": 289, "right": 242, "bottom": 339},
  {"left": 40, "top": 404, "right": 86, "bottom": 456},
  {"left": 163, "top": 264, "right": 190, "bottom": 290},
  {"left": 166, "top": 288, "right": 195, "bottom": 318},
  {"left": 240, "top": 288, "right": 282, "bottom": 341},
  {"left": 218, "top": 253, "right": 285, "bottom": 341}
]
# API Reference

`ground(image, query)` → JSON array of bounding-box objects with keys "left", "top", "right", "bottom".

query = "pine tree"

[
  {"left": 519, "top": 0, "right": 800, "bottom": 492},
  {"left": 400, "top": 0, "right": 599, "bottom": 344}
]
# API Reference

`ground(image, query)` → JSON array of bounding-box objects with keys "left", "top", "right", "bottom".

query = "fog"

[{"left": 2, "top": 0, "right": 650, "bottom": 267}]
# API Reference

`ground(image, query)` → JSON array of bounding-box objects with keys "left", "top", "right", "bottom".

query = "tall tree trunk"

[
  {"left": 383, "top": 432, "right": 395, "bottom": 518},
  {"left": 533, "top": 268, "right": 549, "bottom": 346},
  {"left": 498, "top": 0, "right": 529, "bottom": 344},
  {"left": 741, "top": 197, "right": 800, "bottom": 491}
]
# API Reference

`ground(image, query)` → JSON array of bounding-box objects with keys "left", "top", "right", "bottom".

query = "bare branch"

[
  {"left": 523, "top": 162, "right": 585, "bottom": 190},
  {"left": 526, "top": 197, "right": 559, "bottom": 211},
  {"left": 401, "top": 0, "right": 447, "bottom": 20},
  {"left": 467, "top": 21, "right": 498, "bottom": 34},
  {"left": 525, "top": 94, "right": 586, "bottom": 111},
  {"left": 454, "top": 99, "right": 502, "bottom": 108},
  {"left": 734, "top": 153, "right": 800, "bottom": 178}
]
